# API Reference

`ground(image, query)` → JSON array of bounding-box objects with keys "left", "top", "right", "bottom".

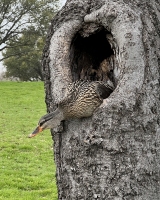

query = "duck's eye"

[{"left": 39, "top": 120, "right": 45, "bottom": 127}]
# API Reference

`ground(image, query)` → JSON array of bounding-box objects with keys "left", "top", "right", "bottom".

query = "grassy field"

[{"left": 0, "top": 82, "right": 57, "bottom": 200}]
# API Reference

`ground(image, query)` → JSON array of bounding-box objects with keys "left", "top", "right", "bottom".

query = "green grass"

[{"left": 0, "top": 82, "right": 57, "bottom": 200}]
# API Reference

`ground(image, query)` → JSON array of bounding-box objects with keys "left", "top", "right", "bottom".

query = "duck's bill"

[{"left": 28, "top": 126, "right": 43, "bottom": 138}]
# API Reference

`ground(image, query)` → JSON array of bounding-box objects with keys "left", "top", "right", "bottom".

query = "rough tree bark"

[{"left": 42, "top": 0, "right": 160, "bottom": 199}]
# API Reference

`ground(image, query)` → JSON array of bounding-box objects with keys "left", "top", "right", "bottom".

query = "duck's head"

[{"left": 28, "top": 108, "right": 64, "bottom": 138}]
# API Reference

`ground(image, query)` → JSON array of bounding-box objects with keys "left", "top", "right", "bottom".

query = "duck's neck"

[
  {"left": 45, "top": 108, "right": 64, "bottom": 120},
  {"left": 43, "top": 108, "right": 64, "bottom": 129},
  {"left": 55, "top": 107, "right": 64, "bottom": 121}
]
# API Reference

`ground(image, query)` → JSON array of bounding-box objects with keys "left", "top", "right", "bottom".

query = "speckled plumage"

[
  {"left": 29, "top": 80, "right": 114, "bottom": 137},
  {"left": 59, "top": 80, "right": 114, "bottom": 119}
]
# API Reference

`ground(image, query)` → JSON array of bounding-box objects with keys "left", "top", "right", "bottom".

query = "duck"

[{"left": 28, "top": 80, "right": 114, "bottom": 138}]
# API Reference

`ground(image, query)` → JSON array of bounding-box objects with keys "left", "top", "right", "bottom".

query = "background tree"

[
  {"left": 1, "top": 0, "right": 59, "bottom": 80},
  {"left": 0, "top": 0, "right": 58, "bottom": 56},
  {"left": 3, "top": 31, "right": 44, "bottom": 81},
  {"left": 42, "top": 0, "right": 160, "bottom": 199}
]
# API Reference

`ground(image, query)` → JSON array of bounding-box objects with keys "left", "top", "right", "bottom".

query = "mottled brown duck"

[{"left": 29, "top": 80, "right": 114, "bottom": 138}]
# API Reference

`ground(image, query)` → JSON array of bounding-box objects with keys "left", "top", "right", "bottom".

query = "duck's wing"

[
  {"left": 58, "top": 80, "right": 114, "bottom": 119},
  {"left": 59, "top": 80, "right": 114, "bottom": 108},
  {"left": 59, "top": 80, "right": 90, "bottom": 107},
  {"left": 95, "top": 81, "right": 114, "bottom": 99},
  {"left": 65, "top": 80, "right": 89, "bottom": 96}
]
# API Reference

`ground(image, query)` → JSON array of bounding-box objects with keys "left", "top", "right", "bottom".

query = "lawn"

[{"left": 0, "top": 82, "right": 57, "bottom": 200}]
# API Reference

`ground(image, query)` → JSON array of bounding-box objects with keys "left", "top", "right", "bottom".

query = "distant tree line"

[{"left": 0, "top": 0, "right": 59, "bottom": 81}]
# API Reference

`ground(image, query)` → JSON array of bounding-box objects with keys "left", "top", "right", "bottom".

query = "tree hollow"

[{"left": 70, "top": 28, "right": 115, "bottom": 83}]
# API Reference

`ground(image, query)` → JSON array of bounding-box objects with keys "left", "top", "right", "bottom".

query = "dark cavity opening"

[{"left": 70, "top": 29, "right": 114, "bottom": 83}]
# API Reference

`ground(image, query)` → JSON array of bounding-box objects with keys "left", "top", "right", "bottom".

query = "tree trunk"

[{"left": 42, "top": 0, "right": 160, "bottom": 199}]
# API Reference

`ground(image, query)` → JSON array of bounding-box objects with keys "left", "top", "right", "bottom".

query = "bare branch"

[
  {"left": 0, "top": 49, "right": 33, "bottom": 62},
  {"left": 0, "top": 46, "right": 7, "bottom": 51},
  {"left": 0, "top": 1, "right": 36, "bottom": 45},
  {"left": 0, "top": 53, "right": 21, "bottom": 62},
  {"left": 1, "top": 13, "right": 26, "bottom": 44},
  {"left": 0, "top": 2, "right": 10, "bottom": 21}
]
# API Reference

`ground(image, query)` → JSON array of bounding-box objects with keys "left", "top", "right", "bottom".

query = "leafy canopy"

[
  {"left": 3, "top": 35, "right": 44, "bottom": 81},
  {"left": 1, "top": 0, "right": 59, "bottom": 80},
  {"left": 0, "top": 0, "right": 58, "bottom": 53}
]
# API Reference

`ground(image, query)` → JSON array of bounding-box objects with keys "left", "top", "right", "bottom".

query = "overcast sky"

[
  {"left": 59, "top": 0, "right": 67, "bottom": 8},
  {"left": 0, "top": 0, "right": 67, "bottom": 73}
]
